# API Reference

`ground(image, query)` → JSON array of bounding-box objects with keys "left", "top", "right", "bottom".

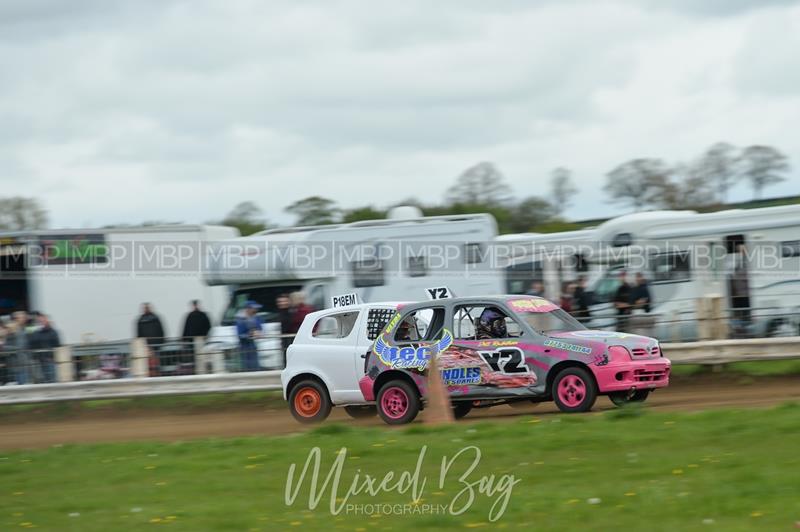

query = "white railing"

[{"left": 1, "top": 336, "right": 799, "bottom": 405}]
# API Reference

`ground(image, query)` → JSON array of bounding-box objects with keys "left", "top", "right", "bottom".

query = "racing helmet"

[{"left": 479, "top": 307, "right": 507, "bottom": 337}]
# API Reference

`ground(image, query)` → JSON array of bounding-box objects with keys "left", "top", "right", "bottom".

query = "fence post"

[
  {"left": 696, "top": 298, "right": 710, "bottom": 341},
  {"left": 130, "top": 338, "right": 149, "bottom": 378},
  {"left": 193, "top": 337, "right": 209, "bottom": 374},
  {"left": 709, "top": 295, "right": 727, "bottom": 340},
  {"left": 55, "top": 346, "right": 74, "bottom": 383}
]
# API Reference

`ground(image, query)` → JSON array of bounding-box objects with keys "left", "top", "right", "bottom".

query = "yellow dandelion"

[
  {"left": 372, "top": 443, "right": 384, "bottom": 447},
  {"left": 566, "top": 499, "right": 580, "bottom": 504},
  {"left": 290, "top": 521, "right": 302, "bottom": 526},
  {"left": 624, "top": 492, "right": 637, "bottom": 497},
  {"left": 534, "top": 461, "right": 545, "bottom": 465},
  {"left": 466, "top": 524, "right": 487, "bottom": 528},
  {"left": 672, "top": 469, "right": 683, "bottom": 475},
  {"left": 663, "top": 421, "right": 675, "bottom": 425},
  {"left": 527, "top": 418, "right": 541, "bottom": 424},
  {"left": 13, "top": 492, "right": 24, "bottom": 496},
  {"left": 149, "top": 518, "right": 162, "bottom": 523},
  {"left": 155, "top": 482, "right": 167, "bottom": 486},
  {"left": 145, "top": 465, "right": 156, "bottom": 470},
  {"left": 750, "top": 511, "right": 763, "bottom": 518}
]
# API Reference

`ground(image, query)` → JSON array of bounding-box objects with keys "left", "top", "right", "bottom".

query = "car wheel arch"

[
  {"left": 546, "top": 360, "right": 597, "bottom": 397},
  {"left": 373, "top": 370, "right": 421, "bottom": 401},
  {"left": 287, "top": 372, "right": 332, "bottom": 400}
]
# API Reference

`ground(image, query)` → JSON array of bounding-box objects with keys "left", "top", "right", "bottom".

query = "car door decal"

[{"left": 479, "top": 347, "right": 531, "bottom": 374}]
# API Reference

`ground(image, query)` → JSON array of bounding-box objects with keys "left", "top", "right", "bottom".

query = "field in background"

[{"left": 1, "top": 405, "right": 798, "bottom": 531}]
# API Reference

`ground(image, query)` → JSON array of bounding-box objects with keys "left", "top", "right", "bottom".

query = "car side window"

[
  {"left": 393, "top": 307, "right": 445, "bottom": 343},
  {"left": 312, "top": 311, "right": 359, "bottom": 339},
  {"left": 453, "top": 304, "right": 524, "bottom": 340}
]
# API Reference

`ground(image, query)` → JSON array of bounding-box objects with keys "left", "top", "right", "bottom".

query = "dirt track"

[{"left": 2, "top": 375, "right": 799, "bottom": 450}]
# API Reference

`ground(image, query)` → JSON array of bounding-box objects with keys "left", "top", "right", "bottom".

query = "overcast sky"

[{"left": 2, "top": 0, "right": 799, "bottom": 229}]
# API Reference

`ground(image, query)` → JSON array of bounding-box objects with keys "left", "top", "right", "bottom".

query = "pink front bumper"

[{"left": 592, "top": 358, "right": 671, "bottom": 393}]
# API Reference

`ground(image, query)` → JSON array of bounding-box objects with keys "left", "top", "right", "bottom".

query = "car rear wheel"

[
  {"left": 344, "top": 405, "right": 377, "bottom": 419},
  {"left": 376, "top": 380, "right": 420, "bottom": 425},
  {"left": 289, "top": 380, "right": 332, "bottom": 424},
  {"left": 452, "top": 401, "right": 472, "bottom": 419},
  {"left": 609, "top": 390, "right": 650, "bottom": 407},
  {"left": 552, "top": 367, "right": 597, "bottom": 413}
]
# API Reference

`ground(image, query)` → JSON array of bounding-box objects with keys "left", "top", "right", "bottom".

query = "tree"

[
  {"left": 285, "top": 196, "right": 341, "bottom": 226},
  {"left": 341, "top": 206, "right": 386, "bottom": 223},
  {"left": 446, "top": 162, "right": 512, "bottom": 207},
  {"left": 507, "top": 197, "right": 557, "bottom": 233},
  {"left": 219, "top": 201, "right": 268, "bottom": 236},
  {"left": 604, "top": 158, "right": 675, "bottom": 210},
  {"left": 738, "top": 145, "right": 790, "bottom": 199},
  {"left": 661, "top": 163, "right": 716, "bottom": 209},
  {"left": 695, "top": 142, "right": 739, "bottom": 203},
  {"left": 0, "top": 197, "right": 48, "bottom": 230},
  {"left": 549, "top": 167, "right": 578, "bottom": 215}
]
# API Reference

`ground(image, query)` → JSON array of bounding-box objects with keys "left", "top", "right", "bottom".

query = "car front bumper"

[{"left": 592, "top": 358, "right": 671, "bottom": 393}]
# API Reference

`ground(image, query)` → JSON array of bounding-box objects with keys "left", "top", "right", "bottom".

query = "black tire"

[
  {"left": 552, "top": 367, "right": 598, "bottom": 413},
  {"left": 344, "top": 405, "right": 377, "bottom": 419},
  {"left": 452, "top": 401, "right": 472, "bottom": 419},
  {"left": 609, "top": 390, "right": 650, "bottom": 407},
  {"left": 376, "top": 380, "right": 421, "bottom": 425},
  {"left": 288, "top": 379, "right": 332, "bottom": 424}
]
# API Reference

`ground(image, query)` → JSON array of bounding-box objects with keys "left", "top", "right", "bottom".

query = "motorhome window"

[
  {"left": 351, "top": 259, "right": 385, "bottom": 287},
  {"left": 366, "top": 308, "right": 396, "bottom": 340},
  {"left": 781, "top": 241, "right": 800, "bottom": 258},
  {"left": 222, "top": 285, "right": 302, "bottom": 325},
  {"left": 650, "top": 251, "right": 691, "bottom": 282},
  {"left": 394, "top": 307, "right": 445, "bottom": 342},
  {"left": 406, "top": 255, "right": 427, "bottom": 277},
  {"left": 312, "top": 311, "right": 359, "bottom": 339},
  {"left": 612, "top": 233, "right": 633, "bottom": 247},
  {"left": 464, "top": 243, "right": 484, "bottom": 264},
  {"left": 453, "top": 305, "right": 523, "bottom": 340},
  {"left": 504, "top": 260, "right": 544, "bottom": 294},
  {"left": 574, "top": 253, "right": 588, "bottom": 273}
]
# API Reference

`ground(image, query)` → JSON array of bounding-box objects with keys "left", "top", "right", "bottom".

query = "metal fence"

[{"left": 0, "top": 334, "right": 296, "bottom": 386}]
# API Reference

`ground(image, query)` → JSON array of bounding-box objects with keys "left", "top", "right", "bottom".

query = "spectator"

[
  {"left": 631, "top": 272, "right": 652, "bottom": 313},
  {"left": 181, "top": 299, "right": 212, "bottom": 347},
  {"left": 573, "top": 276, "right": 592, "bottom": 323},
  {"left": 29, "top": 313, "right": 60, "bottom": 383},
  {"left": 0, "top": 322, "right": 9, "bottom": 385},
  {"left": 136, "top": 303, "right": 166, "bottom": 376},
  {"left": 236, "top": 301, "right": 263, "bottom": 371},
  {"left": 560, "top": 282, "right": 575, "bottom": 313},
  {"left": 526, "top": 281, "right": 545, "bottom": 298},
  {"left": 7, "top": 311, "right": 32, "bottom": 384},
  {"left": 276, "top": 294, "right": 292, "bottom": 366},
  {"left": 289, "top": 292, "right": 314, "bottom": 334},
  {"left": 613, "top": 271, "right": 633, "bottom": 332}
]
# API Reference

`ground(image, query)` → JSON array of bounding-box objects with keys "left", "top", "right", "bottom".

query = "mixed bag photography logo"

[{"left": 285, "top": 445, "right": 520, "bottom": 522}]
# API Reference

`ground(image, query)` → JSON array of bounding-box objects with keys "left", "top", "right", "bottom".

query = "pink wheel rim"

[
  {"left": 381, "top": 387, "right": 409, "bottom": 419},
  {"left": 557, "top": 375, "right": 586, "bottom": 408}
]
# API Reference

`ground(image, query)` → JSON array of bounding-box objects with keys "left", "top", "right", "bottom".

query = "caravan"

[
  {"left": 202, "top": 208, "right": 504, "bottom": 365},
  {"left": 585, "top": 205, "right": 800, "bottom": 340}
]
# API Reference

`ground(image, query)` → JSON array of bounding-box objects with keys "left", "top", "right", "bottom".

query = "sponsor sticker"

[
  {"left": 543, "top": 339, "right": 593, "bottom": 355},
  {"left": 441, "top": 367, "right": 481, "bottom": 385},
  {"left": 373, "top": 330, "right": 454, "bottom": 370}
]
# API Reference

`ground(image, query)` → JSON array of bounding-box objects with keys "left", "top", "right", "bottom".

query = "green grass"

[
  {"left": 670, "top": 359, "right": 800, "bottom": 377},
  {"left": 1, "top": 405, "right": 799, "bottom": 531}
]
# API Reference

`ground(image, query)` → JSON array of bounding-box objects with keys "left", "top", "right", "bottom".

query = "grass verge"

[{"left": 1, "top": 404, "right": 798, "bottom": 531}]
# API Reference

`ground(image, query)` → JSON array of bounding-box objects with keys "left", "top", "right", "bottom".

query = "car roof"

[
  {"left": 396, "top": 294, "right": 549, "bottom": 312},
  {"left": 306, "top": 301, "right": 409, "bottom": 319}
]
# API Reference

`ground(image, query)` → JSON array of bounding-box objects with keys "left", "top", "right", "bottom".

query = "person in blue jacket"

[{"left": 236, "top": 301, "right": 263, "bottom": 371}]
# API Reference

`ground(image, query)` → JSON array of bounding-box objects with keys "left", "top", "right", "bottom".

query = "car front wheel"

[
  {"left": 552, "top": 367, "right": 598, "bottom": 413},
  {"left": 288, "top": 380, "right": 332, "bottom": 424},
  {"left": 376, "top": 380, "right": 420, "bottom": 425}
]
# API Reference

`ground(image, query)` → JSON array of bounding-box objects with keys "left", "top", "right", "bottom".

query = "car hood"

[{"left": 547, "top": 330, "right": 659, "bottom": 354}]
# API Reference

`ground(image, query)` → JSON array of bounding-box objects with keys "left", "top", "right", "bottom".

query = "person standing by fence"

[
  {"left": 7, "top": 311, "right": 32, "bottom": 384},
  {"left": 136, "top": 303, "right": 166, "bottom": 376},
  {"left": 29, "top": 313, "right": 60, "bottom": 383},
  {"left": 236, "top": 301, "right": 263, "bottom": 372},
  {"left": 181, "top": 300, "right": 212, "bottom": 353}
]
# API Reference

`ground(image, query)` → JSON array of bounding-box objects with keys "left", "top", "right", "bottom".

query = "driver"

[{"left": 476, "top": 307, "right": 507, "bottom": 339}]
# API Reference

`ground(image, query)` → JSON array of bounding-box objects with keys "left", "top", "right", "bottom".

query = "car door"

[{"left": 304, "top": 310, "right": 361, "bottom": 403}]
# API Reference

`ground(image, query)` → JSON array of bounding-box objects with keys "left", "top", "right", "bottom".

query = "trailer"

[{"left": 0, "top": 225, "right": 239, "bottom": 344}]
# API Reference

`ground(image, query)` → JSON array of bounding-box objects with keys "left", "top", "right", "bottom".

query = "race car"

[
  {"left": 281, "top": 301, "right": 404, "bottom": 423},
  {"left": 359, "top": 295, "right": 671, "bottom": 424}
]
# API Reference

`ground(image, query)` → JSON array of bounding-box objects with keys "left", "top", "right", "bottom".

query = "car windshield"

[{"left": 506, "top": 297, "right": 585, "bottom": 335}]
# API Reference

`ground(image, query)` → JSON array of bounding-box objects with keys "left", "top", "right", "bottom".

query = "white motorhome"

[
  {"left": 0, "top": 225, "right": 238, "bottom": 344},
  {"left": 585, "top": 205, "right": 800, "bottom": 339},
  {"left": 202, "top": 209, "right": 503, "bottom": 360}
]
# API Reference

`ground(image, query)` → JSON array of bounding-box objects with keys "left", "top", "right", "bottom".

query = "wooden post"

[
  {"left": 130, "top": 338, "right": 149, "bottom": 378},
  {"left": 695, "top": 298, "right": 710, "bottom": 341},
  {"left": 54, "top": 346, "right": 74, "bottom": 383},
  {"left": 709, "top": 295, "right": 728, "bottom": 340},
  {"left": 194, "top": 337, "right": 210, "bottom": 374},
  {"left": 424, "top": 351, "right": 454, "bottom": 425}
]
